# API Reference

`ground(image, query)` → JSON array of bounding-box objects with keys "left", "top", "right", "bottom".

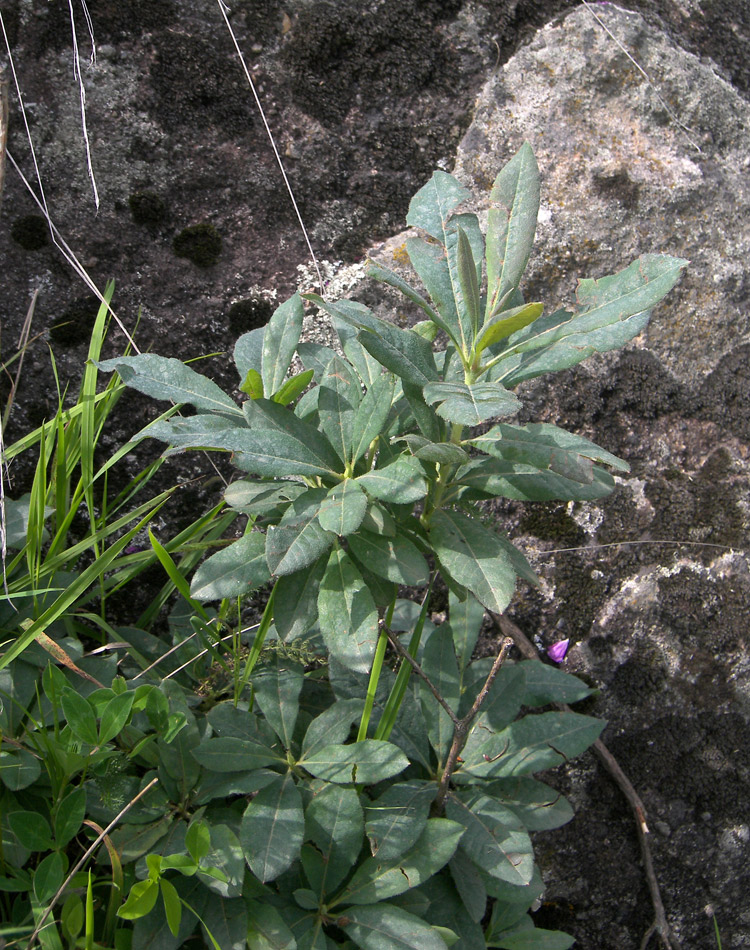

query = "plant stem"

[
  {"left": 433, "top": 636, "right": 513, "bottom": 813},
  {"left": 374, "top": 580, "right": 433, "bottom": 741},
  {"left": 357, "top": 599, "right": 395, "bottom": 741},
  {"left": 236, "top": 582, "right": 277, "bottom": 702}
]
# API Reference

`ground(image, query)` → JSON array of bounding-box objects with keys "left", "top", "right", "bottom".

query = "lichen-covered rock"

[{"left": 443, "top": 9, "right": 750, "bottom": 948}]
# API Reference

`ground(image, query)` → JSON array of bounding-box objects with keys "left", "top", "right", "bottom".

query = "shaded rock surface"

[{"left": 2, "top": 2, "right": 750, "bottom": 949}]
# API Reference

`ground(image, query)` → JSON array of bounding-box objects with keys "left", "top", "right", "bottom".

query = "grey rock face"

[{"left": 448, "top": 9, "right": 750, "bottom": 949}]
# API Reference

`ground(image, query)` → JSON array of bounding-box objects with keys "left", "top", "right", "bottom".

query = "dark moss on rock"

[
  {"left": 609, "top": 648, "right": 669, "bottom": 702},
  {"left": 281, "top": 0, "right": 455, "bottom": 126},
  {"left": 10, "top": 215, "right": 49, "bottom": 251},
  {"left": 149, "top": 33, "right": 251, "bottom": 134},
  {"left": 49, "top": 297, "right": 101, "bottom": 347},
  {"left": 519, "top": 503, "right": 585, "bottom": 545},
  {"left": 227, "top": 297, "right": 274, "bottom": 336},
  {"left": 173, "top": 223, "right": 222, "bottom": 268},
  {"left": 603, "top": 349, "right": 682, "bottom": 419},
  {"left": 128, "top": 191, "right": 167, "bottom": 227},
  {"left": 698, "top": 343, "right": 750, "bottom": 442}
]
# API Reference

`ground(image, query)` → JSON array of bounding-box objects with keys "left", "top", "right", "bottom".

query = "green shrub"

[{"left": 8, "top": 145, "right": 686, "bottom": 949}]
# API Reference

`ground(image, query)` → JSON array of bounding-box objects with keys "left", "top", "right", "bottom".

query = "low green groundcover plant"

[{"left": 2, "top": 144, "right": 686, "bottom": 949}]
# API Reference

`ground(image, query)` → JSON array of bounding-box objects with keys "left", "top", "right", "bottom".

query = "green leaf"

[
  {"left": 492, "top": 923, "right": 574, "bottom": 950},
  {"left": 476, "top": 302, "right": 543, "bottom": 354},
  {"left": 402, "top": 382, "right": 443, "bottom": 442},
  {"left": 97, "top": 355, "right": 242, "bottom": 417},
  {"left": 360, "top": 502, "right": 396, "bottom": 537},
  {"left": 274, "top": 369, "right": 315, "bottom": 406},
  {"left": 241, "top": 368, "right": 265, "bottom": 399},
  {"left": 350, "top": 372, "right": 396, "bottom": 465},
  {"left": 197, "top": 824, "right": 245, "bottom": 898},
  {"left": 267, "top": 490, "right": 336, "bottom": 577},
  {"left": 406, "top": 170, "right": 471, "bottom": 243},
  {"left": 262, "top": 293, "right": 304, "bottom": 397},
  {"left": 366, "top": 261, "right": 445, "bottom": 331},
  {"left": 420, "top": 627, "right": 460, "bottom": 763},
  {"left": 224, "top": 480, "right": 307, "bottom": 514},
  {"left": 201, "top": 897, "right": 248, "bottom": 950},
  {"left": 54, "top": 787, "right": 87, "bottom": 847},
  {"left": 318, "top": 481, "right": 368, "bottom": 537},
  {"left": 247, "top": 901, "right": 298, "bottom": 950},
  {"left": 301, "top": 699, "right": 364, "bottom": 758},
  {"left": 337, "top": 818, "right": 463, "bottom": 906},
  {"left": 318, "top": 548, "right": 379, "bottom": 674},
  {"left": 61, "top": 688, "right": 99, "bottom": 745},
  {"left": 341, "top": 903, "right": 450, "bottom": 950},
  {"left": 521, "top": 664, "right": 596, "bottom": 706},
  {"left": 191, "top": 736, "right": 284, "bottom": 772},
  {"left": 449, "top": 848, "right": 487, "bottom": 923},
  {"left": 190, "top": 531, "right": 271, "bottom": 602},
  {"left": 483, "top": 777, "right": 575, "bottom": 832},
  {"left": 118, "top": 879, "right": 160, "bottom": 920},
  {"left": 395, "top": 434, "right": 468, "bottom": 466},
  {"left": 185, "top": 820, "right": 211, "bottom": 863},
  {"left": 234, "top": 326, "right": 265, "bottom": 381},
  {"left": 446, "top": 793, "right": 534, "bottom": 886},
  {"left": 356, "top": 457, "right": 428, "bottom": 504},
  {"left": 99, "top": 690, "right": 136, "bottom": 744},
  {"left": 318, "top": 355, "right": 362, "bottom": 463},
  {"left": 472, "top": 422, "right": 628, "bottom": 483},
  {"left": 9, "top": 811, "right": 54, "bottom": 851},
  {"left": 445, "top": 214, "right": 484, "bottom": 351},
  {"left": 485, "top": 143, "right": 540, "bottom": 318},
  {"left": 300, "top": 739, "right": 409, "bottom": 785},
  {"left": 358, "top": 323, "right": 439, "bottom": 389},
  {"left": 305, "top": 784, "right": 364, "bottom": 893},
  {"left": 347, "top": 530, "right": 429, "bottom": 587},
  {"left": 365, "top": 781, "right": 436, "bottom": 861},
  {"left": 493, "top": 255, "right": 688, "bottom": 385},
  {"left": 454, "top": 224, "right": 481, "bottom": 340},
  {"left": 297, "top": 341, "right": 339, "bottom": 376},
  {"left": 459, "top": 662, "right": 525, "bottom": 729},
  {"left": 241, "top": 773, "right": 304, "bottom": 882},
  {"left": 33, "top": 852, "right": 64, "bottom": 904},
  {"left": 252, "top": 657, "right": 304, "bottom": 747},
  {"left": 304, "top": 296, "right": 382, "bottom": 386},
  {"left": 460, "top": 711, "right": 605, "bottom": 779},
  {"left": 430, "top": 509, "right": 517, "bottom": 614},
  {"left": 448, "top": 591, "right": 485, "bottom": 674},
  {"left": 160, "top": 877, "right": 182, "bottom": 937},
  {"left": 274, "top": 555, "right": 327, "bottom": 642},
  {"left": 293, "top": 887, "right": 319, "bottom": 910},
  {"left": 423, "top": 381, "right": 520, "bottom": 426},
  {"left": 405, "top": 238, "right": 462, "bottom": 348},
  {"left": 456, "top": 455, "right": 617, "bottom": 503}
]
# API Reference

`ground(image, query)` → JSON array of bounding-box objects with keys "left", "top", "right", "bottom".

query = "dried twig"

[
  {"left": 493, "top": 612, "right": 681, "bottom": 950},
  {"left": 434, "top": 635, "right": 514, "bottom": 813},
  {"left": 384, "top": 625, "right": 514, "bottom": 813}
]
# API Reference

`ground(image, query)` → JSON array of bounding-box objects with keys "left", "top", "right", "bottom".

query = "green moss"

[
  {"left": 173, "top": 222, "right": 222, "bottom": 268},
  {"left": 11, "top": 215, "right": 49, "bottom": 251},
  {"left": 128, "top": 191, "right": 167, "bottom": 226}
]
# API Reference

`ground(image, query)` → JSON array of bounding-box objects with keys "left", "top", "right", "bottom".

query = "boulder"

[{"left": 440, "top": 8, "right": 749, "bottom": 948}]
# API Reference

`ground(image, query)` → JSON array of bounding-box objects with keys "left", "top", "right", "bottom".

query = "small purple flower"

[{"left": 547, "top": 639, "right": 570, "bottom": 663}]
